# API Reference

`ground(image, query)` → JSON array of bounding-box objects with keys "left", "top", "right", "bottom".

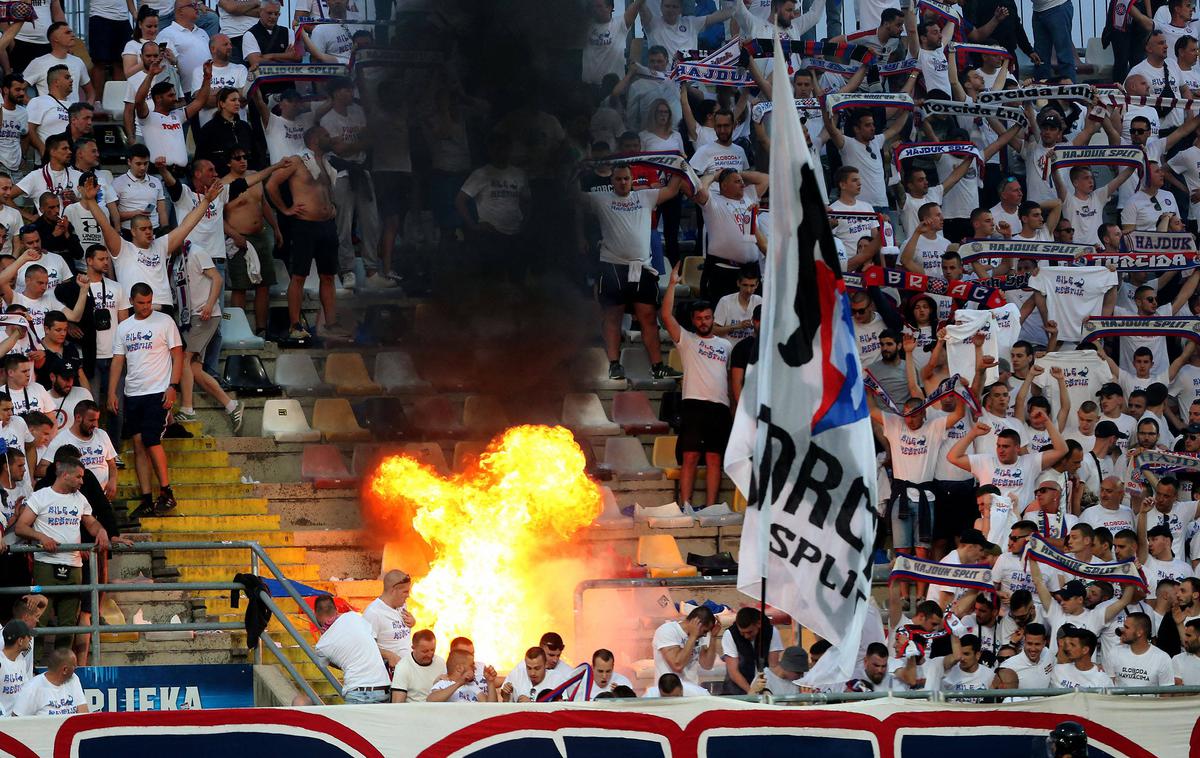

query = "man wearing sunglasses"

[
  {"left": 1081, "top": 476, "right": 1137, "bottom": 534},
  {"left": 1114, "top": 275, "right": 1200, "bottom": 372}
]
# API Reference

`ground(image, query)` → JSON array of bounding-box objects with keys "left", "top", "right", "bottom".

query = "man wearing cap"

[
  {"left": 926, "top": 528, "right": 1000, "bottom": 606},
  {"left": 1081, "top": 476, "right": 1137, "bottom": 534},
  {"left": 1115, "top": 276, "right": 1200, "bottom": 374},
  {"left": 948, "top": 409, "right": 1068, "bottom": 507},
  {"left": 1096, "top": 384, "right": 1137, "bottom": 453},
  {"left": 1031, "top": 562, "right": 1135, "bottom": 641},
  {"left": 1087, "top": 422, "right": 1127, "bottom": 482},
  {"left": 0, "top": 619, "right": 32, "bottom": 715},
  {"left": 1138, "top": 518, "right": 1193, "bottom": 595}
]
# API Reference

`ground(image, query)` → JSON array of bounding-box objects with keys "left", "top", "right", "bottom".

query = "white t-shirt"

[
  {"left": 1022, "top": 139, "right": 1062, "bottom": 204},
  {"left": 701, "top": 186, "right": 758, "bottom": 264},
  {"left": 968, "top": 451, "right": 1044, "bottom": 506},
  {"left": 830, "top": 198, "right": 878, "bottom": 258},
  {"left": 901, "top": 186, "right": 944, "bottom": 241},
  {"left": 1080, "top": 504, "right": 1136, "bottom": 534},
  {"left": 676, "top": 329, "right": 731, "bottom": 405},
  {"left": 583, "top": 15, "right": 630, "bottom": 84},
  {"left": 589, "top": 188, "right": 656, "bottom": 266},
  {"left": 113, "top": 310, "right": 182, "bottom": 396},
  {"left": 25, "top": 95, "right": 68, "bottom": 146},
  {"left": 689, "top": 142, "right": 749, "bottom": 175},
  {"left": 855, "top": 312, "right": 886, "bottom": 366},
  {"left": 12, "top": 291, "right": 68, "bottom": 341},
  {"left": 1143, "top": 555, "right": 1193, "bottom": 594},
  {"left": 24, "top": 54, "right": 90, "bottom": 104},
  {"left": 905, "top": 232, "right": 951, "bottom": 278},
  {"left": 25, "top": 487, "right": 91, "bottom": 567},
  {"left": 504, "top": 660, "right": 563, "bottom": 702},
  {"left": 313, "top": 611, "right": 391, "bottom": 690},
  {"left": 0, "top": 205, "right": 19, "bottom": 257},
  {"left": 1169, "top": 145, "right": 1200, "bottom": 220},
  {"left": 917, "top": 45, "right": 951, "bottom": 94},
  {"left": 0, "top": 106, "right": 27, "bottom": 173},
  {"left": 113, "top": 172, "right": 167, "bottom": 228},
  {"left": 1062, "top": 187, "right": 1111, "bottom": 247},
  {"left": 362, "top": 597, "right": 412, "bottom": 657},
  {"left": 652, "top": 620, "right": 710, "bottom": 683},
  {"left": 884, "top": 414, "right": 947, "bottom": 485},
  {"left": 192, "top": 62, "right": 248, "bottom": 126},
  {"left": 89, "top": 278, "right": 128, "bottom": 360},
  {"left": 114, "top": 236, "right": 172, "bottom": 305},
  {"left": 18, "top": 165, "right": 82, "bottom": 206},
  {"left": 1027, "top": 266, "right": 1118, "bottom": 343},
  {"left": 4, "top": 381, "right": 53, "bottom": 417},
  {"left": 265, "top": 112, "right": 310, "bottom": 164},
  {"left": 839, "top": 135, "right": 887, "bottom": 207},
  {"left": 1000, "top": 648, "right": 1055, "bottom": 689},
  {"left": 218, "top": 3, "right": 259, "bottom": 37},
  {"left": 0, "top": 651, "right": 28, "bottom": 716},
  {"left": 589, "top": 671, "right": 635, "bottom": 698},
  {"left": 173, "top": 183, "right": 228, "bottom": 261},
  {"left": 123, "top": 67, "right": 172, "bottom": 139},
  {"left": 1172, "top": 652, "right": 1200, "bottom": 684},
  {"left": 16, "top": 252, "right": 71, "bottom": 296},
  {"left": 1106, "top": 644, "right": 1175, "bottom": 687},
  {"left": 320, "top": 104, "right": 368, "bottom": 165},
  {"left": 1116, "top": 303, "right": 1174, "bottom": 373},
  {"left": 309, "top": 22, "right": 355, "bottom": 64},
  {"left": 713, "top": 293, "right": 761, "bottom": 345},
  {"left": 44, "top": 428, "right": 116, "bottom": 486},
  {"left": 644, "top": 13, "right": 705, "bottom": 55},
  {"left": 429, "top": 677, "right": 487, "bottom": 702},
  {"left": 14, "top": 0, "right": 54, "bottom": 45},
  {"left": 460, "top": 165, "right": 528, "bottom": 236},
  {"left": 1046, "top": 602, "right": 1108, "bottom": 637},
  {"left": 1053, "top": 662, "right": 1113, "bottom": 689},
  {"left": 139, "top": 107, "right": 189, "bottom": 168},
  {"left": 941, "top": 663, "right": 994, "bottom": 697},
  {"left": 389, "top": 653, "right": 446, "bottom": 702},
  {"left": 10, "top": 673, "right": 85, "bottom": 716},
  {"left": 1122, "top": 189, "right": 1179, "bottom": 231}
]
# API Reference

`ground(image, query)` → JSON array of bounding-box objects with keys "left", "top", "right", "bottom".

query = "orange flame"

[{"left": 363, "top": 425, "right": 603, "bottom": 668}]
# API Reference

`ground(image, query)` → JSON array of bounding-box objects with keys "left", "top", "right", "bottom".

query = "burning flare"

[{"left": 364, "top": 425, "right": 603, "bottom": 668}]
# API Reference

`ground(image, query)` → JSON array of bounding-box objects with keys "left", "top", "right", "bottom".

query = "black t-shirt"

[{"left": 730, "top": 335, "right": 758, "bottom": 371}]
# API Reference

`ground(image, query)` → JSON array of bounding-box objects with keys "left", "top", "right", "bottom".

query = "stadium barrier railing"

[{"left": 0, "top": 541, "right": 343, "bottom": 705}]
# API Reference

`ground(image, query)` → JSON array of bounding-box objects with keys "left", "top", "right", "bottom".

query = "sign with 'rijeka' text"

[{"left": 76, "top": 664, "right": 254, "bottom": 712}]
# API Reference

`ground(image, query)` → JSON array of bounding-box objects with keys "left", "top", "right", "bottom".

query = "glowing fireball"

[{"left": 363, "top": 425, "right": 603, "bottom": 668}]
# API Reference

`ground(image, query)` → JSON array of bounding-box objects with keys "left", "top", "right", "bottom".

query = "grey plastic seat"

[
  {"left": 273, "top": 353, "right": 328, "bottom": 394},
  {"left": 620, "top": 347, "right": 677, "bottom": 391},
  {"left": 562, "top": 393, "right": 620, "bottom": 436},
  {"left": 599, "top": 437, "right": 662, "bottom": 481},
  {"left": 375, "top": 351, "right": 430, "bottom": 392},
  {"left": 569, "top": 347, "right": 625, "bottom": 391}
]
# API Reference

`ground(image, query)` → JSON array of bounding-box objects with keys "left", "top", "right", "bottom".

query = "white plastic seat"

[
  {"left": 375, "top": 351, "right": 430, "bottom": 392},
  {"left": 600, "top": 437, "right": 662, "bottom": 480},
  {"left": 101, "top": 81, "right": 126, "bottom": 117},
  {"left": 594, "top": 486, "right": 632, "bottom": 528},
  {"left": 562, "top": 393, "right": 620, "bottom": 436},
  {"left": 268, "top": 259, "right": 290, "bottom": 298},
  {"left": 260, "top": 398, "right": 321, "bottom": 442},
  {"left": 219, "top": 307, "right": 265, "bottom": 349},
  {"left": 569, "top": 346, "right": 625, "bottom": 390}
]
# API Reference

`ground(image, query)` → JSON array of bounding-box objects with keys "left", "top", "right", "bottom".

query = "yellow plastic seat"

[
  {"left": 681, "top": 256, "right": 703, "bottom": 296},
  {"left": 312, "top": 398, "right": 372, "bottom": 442},
  {"left": 452, "top": 441, "right": 488, "bottom": 472},
  {"left": 636, "top": 535, "right": 698, "bottom": 578},
  {"left": 323, "top": 352, "right": 382, "bottom": 395},
  {"left": 667, "top": 349, "right": 683, "bottom": 373},
  {"left": 732, "top": 488, "right": 748, "bottom": 513},
  {"left": 652, "top": 436, "right": 682, "bottom": 480}
]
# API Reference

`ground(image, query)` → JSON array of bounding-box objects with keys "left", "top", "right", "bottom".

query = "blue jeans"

[
  {"left": 798, "top": 0, "right": 841, "bottom": 39},
  {"left": 342, "top": 688, "right": 388, "bottom": 704},
  {"left": 90, "top": 358, "right": 123, "bottom": 445},
  {"left": 1032, "top": 2, "right": 1075, "bottom": 82}
]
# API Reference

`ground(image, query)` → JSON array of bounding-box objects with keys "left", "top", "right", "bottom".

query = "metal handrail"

[
  {"left": 725, "top": 684, "right": 1200, "bottom": 704},
  {"left": 3, "top": 541, "right": 339, "bottom": 704}
]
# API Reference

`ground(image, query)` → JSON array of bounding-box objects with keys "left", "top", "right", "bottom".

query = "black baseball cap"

[
  {"left": 1094, "top": 420, "right": 1128, "bottom": 439},
  {"left": 960, "top": 528, "right": 1000, "bottom": 556},
  {"left": 1096, "top": 383, "right": 1123, "bottom": 397},
  {"left": 1056, "top": 580, "right": 1086, "bottom": 599},
  {"left": 1037, "top": 109, "right": 1064, "bottom": 128},
  {"left": 2, "top": 619, "right": 30, "bottom": 646}
]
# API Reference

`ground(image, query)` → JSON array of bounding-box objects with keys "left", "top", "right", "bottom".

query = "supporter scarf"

[
  {"left": 947, "top": 42, "right": 1013, "bottom": 61},
  {"left": 893, "top": 141, "right": 984, "bottom": 174},
  {"left": 865, "top": 371, "right": 980, "bottom": 415},
  {"left": 248, "top": 64, "right": 349, "bottom": 95},
  {"left": 894, "top": 623, "right": 950, "bottom": 660},
  {"left": 349, "top": 48, "right": 439, "bottom": 72},
  {"left": 0, "top": 3, "right": 35, "bottom": 21},
  {"left": 1045, "top": 145, "right": 1146, "bottom": 181},
  {"left": 889, "top": 554, "right": 995, "bottom": 592},
  {"left": 1096, "top": 90, "right": 1197, "bottom": 111},
  {"left": 536, "top": 663, "right": 593, "bottom": 702},
  {"left": 827, "top": 92, "right": 914, "bottom": 112},
  {"left": 845, "top": 265, "right": 1006, "bottom": 308},
  {"left": 958, "top": 239, "right": 1089, "bottom": 262},
  {"left": 1080, "top": 315, "right": 1200, "bottom": 344},
  {"left": 1023, "top": 535, "right": 1148, "bottom": 590},
  {"left": 916, "top": 0, "right": 969, "bottom": 40},
  {"left": 1133, "top": 449, "right": 1200, "bottom": 476},
  {"left": 1123, "top": 229, "right": 1199, "bottom": 253},
  {"left": 921, "top": 99, "right": 1029, "bottom": 128},
  {"left": 1082, "top": 236, "right": 1200, "bottom": 270},
  {"left": 977, "top": 83, "right": 1094, "bottom": 105},
  {"left": 974, "top": 272, "right": 1031, "bottom": 290},
  {"left": 744, "top": 38, "right": 876, "bottom": 65},
  {"left": 603, "top": 151, "right": 702, "bottom": 194},
  {"left": 876, "top": 57, "right": 918, "bottom": 77},
  {"left": 677, "top": 38, "right": 743, "bottom": 67},
  {"left": 671, "top": 62, "right": 755, "bottom": 87},
  {"left": 750, "top": 98, "right": 822, "bottom": 123},
  {"left": 800, "top": 57, "right": 861, "bottom": 76}
]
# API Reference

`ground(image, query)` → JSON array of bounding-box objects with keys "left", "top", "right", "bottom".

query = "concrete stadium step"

[
  {"left": 167, "top": 498, "right": 271, "bottom": 516},
  {"left": 136, "top": 514, "right": 282, "bottom": 532},
  {"left": 117, "top": 467, "right": 242, "bottom": 485},
  {"left": 175, "top": 564, "right": 322, "bottom": 583},
  {"left": 100, "top": 632, "right": 248, "bottom": 666},
  {"left": 161, "top": 547, "right": 308, "bottom": 566},
  {"left": 144, "top": 529, "right": 295, "bottom": 546},
  {"left": 120, "top": 436, "right": 218, "bottom": 454},
  {"left": 141, "top": 450, "right": 231, "bottom": 467},
  {"left": 117, "top": 482, "right": 258, "bottom": 499}
]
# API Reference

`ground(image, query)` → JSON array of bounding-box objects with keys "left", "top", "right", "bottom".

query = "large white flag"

[{"left": 724, "top": 31, "right": 879, "bottom": 679}]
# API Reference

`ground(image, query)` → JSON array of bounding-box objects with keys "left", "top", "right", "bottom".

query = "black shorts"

[
  {"left": 290, "top": 218, "right": 339, "bottom": 277},
  {"left": 678, "top": 399, "right": 732, "bottom": 456},
  {"left": 124, "top": 392, "right": 169, "bottom": 447},
  {"left": 88, "top": 16, "right": 131, "bottom": 63},
  {"left": 933, "top": 478, "right": 977, "bottom": 542},
  {"left": 596, "top": 261, "right": 659, "bottom": 308},
  {"left": 373, "top": 171, "right": 411, "bottom": 219}
]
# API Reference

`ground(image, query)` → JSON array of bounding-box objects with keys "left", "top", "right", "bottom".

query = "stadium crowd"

[{"left": 0, "top": 0, "right": 1199, "bottom": 713}]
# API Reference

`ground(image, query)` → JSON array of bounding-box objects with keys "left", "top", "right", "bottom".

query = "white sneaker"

[
  {"left": 365, "top": 272, "right": 399, "bottom": 289},
  {"left": 339, "top": 271, "right": 357, "bottom": 289}
]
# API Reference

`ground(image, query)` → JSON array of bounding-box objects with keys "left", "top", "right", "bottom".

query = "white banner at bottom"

[{"left": 3, "top": 693, "right": 1196, "bottom": 757}]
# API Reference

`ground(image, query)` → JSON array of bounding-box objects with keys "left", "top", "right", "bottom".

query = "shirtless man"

[
  {"left": 265, "top": 125, "right": 343, "bottom": 340},
  {"left": 223, "top": 149, "right": 283, "bottom": 335}
]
